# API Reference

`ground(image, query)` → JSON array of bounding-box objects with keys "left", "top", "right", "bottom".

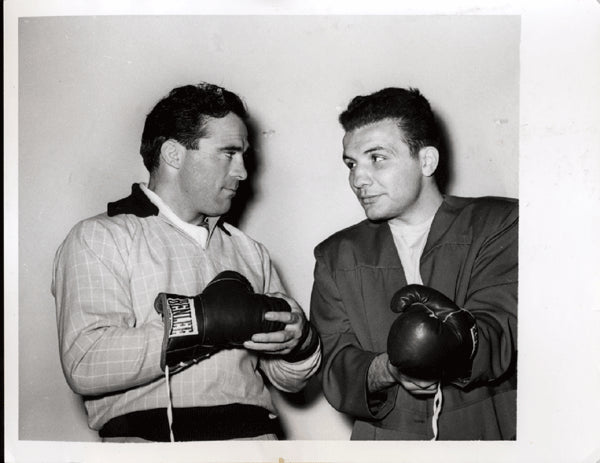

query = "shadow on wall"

[
  {"left": 274, "top": 375, "right": 353, "bottom": 440},
  {"left": 434, "top": 113, "right": 454, "bottom": 196}
]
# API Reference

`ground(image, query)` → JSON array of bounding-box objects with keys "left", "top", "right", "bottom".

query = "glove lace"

[
  {"left": 165, "top": 366, "right": 175, "bottom": 442},
  {"left": 430, "top": 382, "right": 443, "bottom": 441}
]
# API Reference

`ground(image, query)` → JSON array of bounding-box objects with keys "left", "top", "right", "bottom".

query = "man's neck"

[
  {"left": 147, "top": 177, "right": 207, "bottom": 225},
  {"left": 390, "top": 183, "right": 443, "bottom": 226}
]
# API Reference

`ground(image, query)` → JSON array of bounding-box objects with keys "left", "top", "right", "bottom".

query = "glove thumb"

[{"left": 390, "top": 284, "right": 433, "bottom": 313}]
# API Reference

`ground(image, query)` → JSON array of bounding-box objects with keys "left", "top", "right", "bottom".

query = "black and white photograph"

[{"left": 4, "top": 1, "right": 600, "bottom": 462}]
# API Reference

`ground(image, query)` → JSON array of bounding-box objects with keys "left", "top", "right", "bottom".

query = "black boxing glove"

[
  {"left": 387, "top": 284, "right": 478, "bottom": 383},
  {"left": 154, "top": 271, "right": 290, "bottom": 371}
]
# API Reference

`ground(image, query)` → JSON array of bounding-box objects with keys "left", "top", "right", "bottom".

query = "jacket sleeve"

[
  {"left": 309, "top": 246, "right": 396, "bottom": 420},
  {"left": 255, "top": 242, "right": 322, "bottom": 392},
  {"left": 51, "top": 220, "right": 164, "bottom": 396},
  {"left": 457, "top": 203, "right": 518, "bottom": 387}
]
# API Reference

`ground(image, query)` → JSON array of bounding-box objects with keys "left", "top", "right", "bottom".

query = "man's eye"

[
  {"left": 344, "top": 160, "right": 355, "bottom": 169},
  {"left": 372, "top": 154, "right": 385, "bottom": 163}
]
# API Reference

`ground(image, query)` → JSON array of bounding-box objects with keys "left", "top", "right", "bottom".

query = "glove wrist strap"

[{"left": 282, "top": 321, "right": 319, "bottom": 363}]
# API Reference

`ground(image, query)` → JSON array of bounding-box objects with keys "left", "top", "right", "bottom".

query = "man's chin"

[
  {"left": 204, "top": 202, "right": 232, "bottom": 218},
  {"left": 364, "top": 210, "right": 390, "bottom": 222},
  {"left": 360, "top": 204, "right": 386, "bottom": 221}
]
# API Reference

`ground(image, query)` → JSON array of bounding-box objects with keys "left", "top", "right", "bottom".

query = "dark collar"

[{"left": 107, "top": 183, "right": 159, "bottom": 217}]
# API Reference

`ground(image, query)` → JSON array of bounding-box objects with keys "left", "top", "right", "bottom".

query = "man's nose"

[
  {"left": 351, "top": 164, "right": 371, "bottom": 189},
  {"left": 231, "top": 154, "right": 248, "bottom": 181}
]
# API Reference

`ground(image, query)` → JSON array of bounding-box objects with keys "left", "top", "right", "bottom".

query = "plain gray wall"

[{"left": 18, "top": 15, "right": 519, "bottom": 441}]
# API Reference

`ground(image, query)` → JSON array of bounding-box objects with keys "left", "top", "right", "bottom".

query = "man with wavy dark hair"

[
  {"left": 52, "top": 83, "right": 321, "bottom": 442},
  {"left": 310, "top": 87, "right": 517, "bottom": 440}
]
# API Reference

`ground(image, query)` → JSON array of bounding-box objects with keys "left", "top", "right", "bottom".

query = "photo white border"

[{"left": 5, "top": 1, "right": 600, "bottom": 462}]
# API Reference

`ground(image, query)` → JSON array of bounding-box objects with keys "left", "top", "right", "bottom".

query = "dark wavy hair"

[
  {"left": 140, "top": 83, "right": 248, "bottom": 172},
  {"left": 339, "top": 87, "right": 440, "bottom": 158}
]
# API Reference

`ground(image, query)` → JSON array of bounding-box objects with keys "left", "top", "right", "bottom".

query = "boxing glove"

[
  {"left": 387, "top": 285, "right": 478, "bottom": 382},
  {"left": 154, "top": 270, "right": 290, "bottom": 370}
]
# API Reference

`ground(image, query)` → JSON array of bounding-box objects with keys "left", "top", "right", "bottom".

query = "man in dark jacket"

[{"left": 310, "top": 87, "right": 517, "bottom": 440}]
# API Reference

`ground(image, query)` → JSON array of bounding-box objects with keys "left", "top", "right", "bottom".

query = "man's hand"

[
  {"left": 243, "top": 292, "right": 306, "bottom": 355},
  {"left": 386, "top": 360, "right": 439, "bottom": 396},
  {"left": 368, "top": 353, "right": 438, "bottom": 396}
]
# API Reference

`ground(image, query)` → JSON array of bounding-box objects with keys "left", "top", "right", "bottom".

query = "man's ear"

[
  {"left": 160, "top": 139, "right": 185, "bottom": 169},
  {"left": 419, "top": 146, "right": 439, "bottom": 177}
]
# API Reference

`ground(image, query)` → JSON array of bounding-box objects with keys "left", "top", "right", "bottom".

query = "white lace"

[
  {"left": 430, "top": 383, "right": 443, "bottom": 440},
  {"left": 165, "top": 366, "right": 175, "bottom": 442}
]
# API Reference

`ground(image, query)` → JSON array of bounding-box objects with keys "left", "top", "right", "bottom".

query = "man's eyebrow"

[
  {"left": 219, "top": 144, "right": 247, "bottom": 151},
  {"left": 364, "top": 146, "right": 385, "bottom": 154},
  {"left": 343, "top": 146, "right": 385, "bottom": 160}
]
